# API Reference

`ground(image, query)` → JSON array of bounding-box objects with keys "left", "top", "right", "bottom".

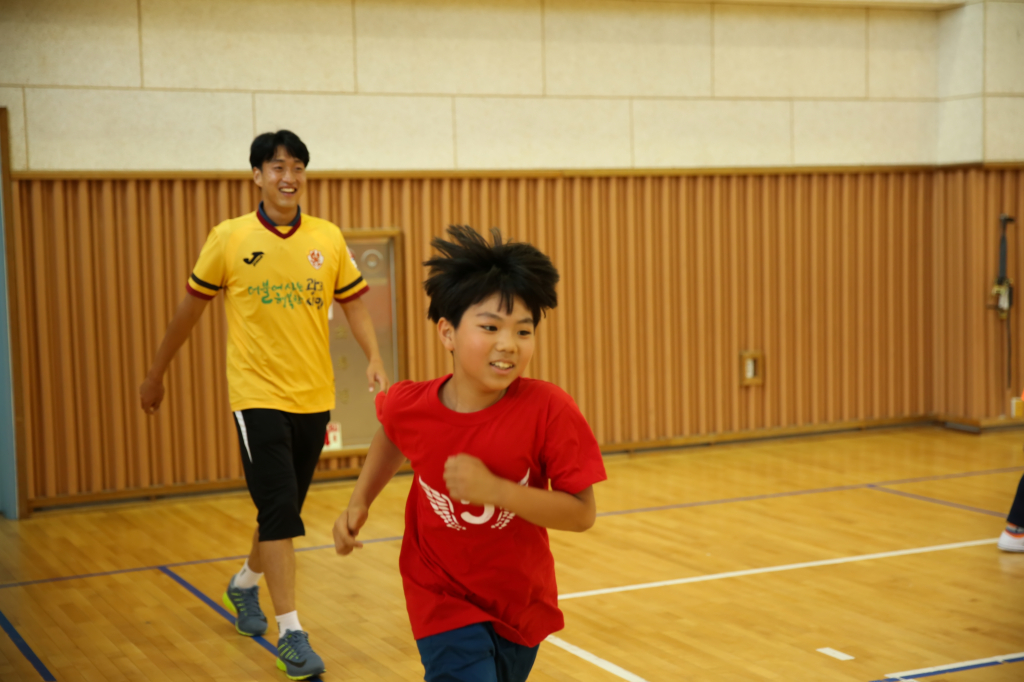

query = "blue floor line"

[
  {"left": 0, "top": 607, "right": 57, "bottom": 681},
  {"left": 595, "top": 464, "right": 1022, "bottom": 518},
  {"left": 294, "top": 535, "right": 403, "bottom": 553},
  {"left": 1, "top": 465, "right": 1016, "bottom": 591},
  {"left": 164, "top": 553, "right": 249, "bottom": 568},
  {"left": 873, "top": 465, "right": 1024, "bottom": 487},
  {"left": 0, "top": 536, "right": 404, "bottom": 591},
  {"left": 868, "top": 653, "right": 1024, "bottom": 680},
  {"left": 157, "top": 566, "right": 278, "bottom": 657},
  {"left": 868, "top": 486, "right": 1006, "bottom": 517},
  {"left": 0, "top": 564, "right": 168, "bottom": 590},
  {"left": 159, "top": 566, "right": 326, "bottom": 681},
  {"left": 596, "top": 484, "right": 866, "bottom": 517}
]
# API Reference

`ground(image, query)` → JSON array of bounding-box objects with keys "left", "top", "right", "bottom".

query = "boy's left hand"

[{"left": 444, "top": 455, "right": 504, "bottom": 506}]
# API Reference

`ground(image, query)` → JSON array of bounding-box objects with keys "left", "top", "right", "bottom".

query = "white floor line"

[
  {"left": 560, "top": 538, "right": 997, "bottom": 600},
  {"left": 817, "top": 647, "right": 855, "bottom": 661},
  {"left": 546, "top": 635, "right": 651, "bottom": 682},
  {"left": 885, "top": 651, "right": 1024, "bottom": 678}
]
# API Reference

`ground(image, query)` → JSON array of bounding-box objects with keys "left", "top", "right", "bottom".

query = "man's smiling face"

[{"left": 253, "top": 146, "right": 306, "bottom": 218}]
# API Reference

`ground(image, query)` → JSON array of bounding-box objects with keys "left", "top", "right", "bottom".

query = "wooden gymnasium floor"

[{"left": 1, "top": 425, "right": 1023, "bottom": 682}]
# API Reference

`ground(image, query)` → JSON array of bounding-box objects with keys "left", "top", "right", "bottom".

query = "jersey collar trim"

[{"left": 256, "top": 202, "right": 302, "bottom": 239}]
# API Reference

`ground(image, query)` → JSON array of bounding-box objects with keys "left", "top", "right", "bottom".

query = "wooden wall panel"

[
  {"left": 6, "top": 170, "right": 1023, "bottom": 508},
  {"left": 931, "top": 169, "right": 1024, "bottom": 421},
  {"left": 933, "top": 167, "right": 1024, "bottom": 419}
]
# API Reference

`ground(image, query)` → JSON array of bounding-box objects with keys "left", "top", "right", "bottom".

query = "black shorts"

[{"left": 233, "top": 408, "right": 330, "bottom": 542}]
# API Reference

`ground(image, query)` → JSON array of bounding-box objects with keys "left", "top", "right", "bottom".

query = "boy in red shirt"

[{"left": 333, "top": 225, "right": 607, "bottom": 681}]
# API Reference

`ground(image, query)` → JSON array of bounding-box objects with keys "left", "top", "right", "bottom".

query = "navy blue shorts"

[{"left": 416, "top": 622, "right": 539, "bottom": 682}]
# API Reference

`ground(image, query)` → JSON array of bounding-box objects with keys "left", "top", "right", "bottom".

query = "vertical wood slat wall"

[
  {"left": 6, "top": 169, "right": 1023, "bottom": 508},
  {"left": 932, "top": 169, "right": 1024, "bottom": 420}
]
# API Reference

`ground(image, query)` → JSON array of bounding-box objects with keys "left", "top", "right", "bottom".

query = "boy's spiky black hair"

[{"left": 424, "top": 226, "right": 559, "bottom": 328}]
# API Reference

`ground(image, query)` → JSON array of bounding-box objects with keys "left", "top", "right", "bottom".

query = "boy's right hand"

[{"left": 333, "top": 505, "right": 368, "bottom": 555}]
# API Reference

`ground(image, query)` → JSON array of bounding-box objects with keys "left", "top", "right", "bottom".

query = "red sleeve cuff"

[
  {"left": 186, "top": 282, "right": 216, "bottom": 300},
  {"left": 336, "top": 285, "right": 370, "bottom": 304}
]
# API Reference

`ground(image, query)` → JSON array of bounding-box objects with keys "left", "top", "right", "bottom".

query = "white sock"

[
  {"left": 233, "top": 559, "right": 263, "bottom": 589},
  {"left": 276, "top": 611, "right": 302, "bottom": 636}
]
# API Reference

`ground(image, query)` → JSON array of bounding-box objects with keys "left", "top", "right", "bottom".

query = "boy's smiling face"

[{"left": 439, "top": 292, "right": 536, "bottom": 399}]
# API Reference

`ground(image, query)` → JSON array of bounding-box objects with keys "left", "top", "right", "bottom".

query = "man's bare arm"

[
  {"left": 139, "top": 294, "right": 209, "bottom": 414},
  {"left": 340, "top": 296, "right": 389, "bottom": 393}
]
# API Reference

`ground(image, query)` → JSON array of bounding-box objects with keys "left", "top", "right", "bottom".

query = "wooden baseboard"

[
  {"left": 936, "top": 413, "right": 1024, "bottom": 432},
  {"left": 319, "top": 447, "right": 369, "bottom": 460},
  {"left": 599, "top": 416, "right": 931, "bottom": 455},
  {"left": 26, "top": 478, "right": 252, "bottom": 512},
  {"left": 24, "top": 462, "right": 413, "bottom": 514},
  {"left": 601, "top": 413, "right": 1024, "bottom": 455},
  {"left": 978, "top": 416, "right": 1024, "bottom": 429}
]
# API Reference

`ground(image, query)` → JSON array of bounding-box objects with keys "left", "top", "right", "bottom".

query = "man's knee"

[{"left": 256, "top": 492, "right": 305, "bottom": 541}]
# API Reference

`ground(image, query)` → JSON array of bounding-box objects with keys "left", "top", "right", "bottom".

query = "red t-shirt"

[{"left": 375, "top": 375, "right": 607, "bottom": 647}]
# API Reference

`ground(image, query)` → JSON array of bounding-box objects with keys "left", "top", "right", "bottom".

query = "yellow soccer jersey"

[{"left": 186, "top": 205, "right": 369, "bottom": 413}]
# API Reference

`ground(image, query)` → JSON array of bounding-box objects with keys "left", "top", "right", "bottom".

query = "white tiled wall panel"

[
  {"left": 938, "top": 4, "right": 984, "bottom": 98},
  {"left": 25, "top": 89, "right": 254, "bottom": 171},
  {"left": 354, "top": 0, "right": 543, "bottom": 95},
  {"left": 256, "top": 94, "right": 455, "bottom": 170},
  {"left": 937, "top": 96, "right": 983, "bottom": 164},
  {"left": 986, "top": 97, "right": 1024, "bottom": 162},
  {"left": 0, "top": 0, "right": 141, "bottom": 88},
  {"left": 714, "top": 6, "right": 866, "bottom": 98},
  {"left": 544, "top": 0, "right": 712, "bottom": 97},
  {"left": 454, "top": 97, "right": 631, "bottom": 168},
  {"left": 985, "top": 3, "right": 1024, "bottom": 95},
  {"left": 867, "top": 10, "right": 938, "bottom": 99},
  {"left": 3, "top": 0, "right": 1021, "bottom": 170},
  {"left": 794, "top": 101, "right": 936, "bottom": 165},
  {"left": 633, "top": 99, "right": 791, "bottom": 168},
  {"left": 140, "top": 0, "right": 356, "bottom": 92}
]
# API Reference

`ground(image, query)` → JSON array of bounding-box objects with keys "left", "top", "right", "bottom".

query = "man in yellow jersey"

[{"left": 139, "top": 130, "right": 388, "bottom": 680}]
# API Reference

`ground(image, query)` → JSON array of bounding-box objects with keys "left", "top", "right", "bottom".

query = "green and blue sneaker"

[
  {"left": 276, "top": 630, "right": 326, "bottom": 680},
  {"left": 222, "top": 576, "right": 268, "bottom": 637}
]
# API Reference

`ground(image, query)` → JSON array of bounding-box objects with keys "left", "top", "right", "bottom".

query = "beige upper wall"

[
  {"left": 714, "top": 6, "right": 868, "bottom": 97},
  {"left": 545, "top": 1, "right": 712, "bottom": 97},
  {"left": 869, "top": 9, "right": 939, "bottom": 98},
  {"left": 0, "top": 0, "right": 140, "bottom": 88},
  {"left": 0, "top": 0, "right": 1020, "bottom": 171},
  {"left": 938, "top": 1, "right": 983, "bottom": 97},
  {"left": 356, "top": 0, "right": 544, "bottom": 95},
  {"left": 985, "top": 2, "right": 1024, "bottom": 95},
  {"left": 141, "top": 0, "right": 357, "bottom": 92}
]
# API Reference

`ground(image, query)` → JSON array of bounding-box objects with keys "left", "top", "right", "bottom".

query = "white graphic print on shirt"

[
  {"left": 418, "top": 469, "right": 530, "bottom": 531},
  {"left": 419, "top": 477, "right": 466, "bottom": 530}
]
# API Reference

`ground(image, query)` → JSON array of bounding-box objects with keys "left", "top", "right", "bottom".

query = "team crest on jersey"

[
  {"left": 308, "top": 249, "right": 324, "bottom": 270},
  {"left": 418, "top": 469, "right": 530, "bottom": 530}
]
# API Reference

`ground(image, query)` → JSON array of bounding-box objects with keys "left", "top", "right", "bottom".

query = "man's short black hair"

[
  {"left": 424, "top": 225, "right": 559, "bottom": 328},
  {"left": 250, "top": 130, "right": 309, "bottom": 170}
]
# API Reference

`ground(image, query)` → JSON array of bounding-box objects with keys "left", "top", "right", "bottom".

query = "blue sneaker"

[
  {"left": 276, "top": 630, "right": 326, "bottom": 680},
  {"left": 222, "top": 576, "right": 268, "bottom": 637}
]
